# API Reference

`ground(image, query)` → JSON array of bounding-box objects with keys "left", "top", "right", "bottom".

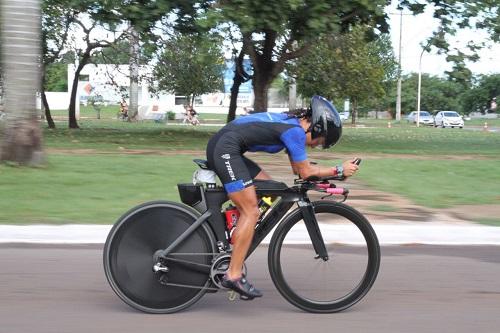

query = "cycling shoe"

[{"left": 221, "top": 274, "right": 263, "bottom": 300}]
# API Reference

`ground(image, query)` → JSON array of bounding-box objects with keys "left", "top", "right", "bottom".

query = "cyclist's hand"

[{"left": 342, "top": 159, "right": 360, "bottom": 178}]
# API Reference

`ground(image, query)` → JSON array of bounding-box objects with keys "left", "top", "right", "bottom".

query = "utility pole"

[
  {"left": 395, "top": 9, "right": 403, "bottom": 122},
  {"left": 288, "top": 41, "right": 298, "bottom": 110}
]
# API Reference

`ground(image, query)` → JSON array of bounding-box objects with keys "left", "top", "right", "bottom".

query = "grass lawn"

[
  {"left": 334, "top": 126, "right": 500, "bottom": 156},
  {"left": 1, "top": 117, "right": 499, "bottom": 224},
  {"left": 1, "top": 152, "right": 499, "bottom": 224},
  {"left": 357, "top": 158, "right": 500, "bottom": 208},
  {"left": 0, "top": 154, "right": 197, "bottom": 224},
  {"left": 473, "top": 218, "right": 500, "bottom": 227},
  {"left": 44, "top": 120, "right": 217, "bottom": 151}
]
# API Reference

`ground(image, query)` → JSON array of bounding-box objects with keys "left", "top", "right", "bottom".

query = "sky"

[{"left": 387, "top": 2, "right": 500, "bottom": 77}]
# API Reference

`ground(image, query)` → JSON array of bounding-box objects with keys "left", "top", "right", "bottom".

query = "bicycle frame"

[{"left": 157, "top": 180, "right": 329, "bottom": 262}]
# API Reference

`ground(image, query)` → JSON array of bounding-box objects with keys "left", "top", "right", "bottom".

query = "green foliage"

[
  {"left": 91, "top": 40, "right": 131, "bottom": 65},
  {"left": 152, "top": 32, "right": 225, "bottom": 101},
  {"left": 44, "top": 63, "right": 68, "bottom": 92},
  {"left": 358, "top": 158, "right": 500, "bottom": 208},
  {"left": 293, "top": 26, "right": 393, "bottom": 120},
  {"left": 391, "top": 73, "right": 466, "bottom": 115},
  {"left": 206, "top": 0, "right": 389, "bottom": 109},
  {"left": 461, "top": 74, "right": 500, "bottom": 114}
]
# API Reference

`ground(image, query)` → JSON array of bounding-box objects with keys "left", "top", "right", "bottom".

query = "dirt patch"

[
  {"left": 47, "top": 148, "right": 205, "bottom": 156},
  {"left": 48, "top": 148, "right": 495, "bottom": 161}
]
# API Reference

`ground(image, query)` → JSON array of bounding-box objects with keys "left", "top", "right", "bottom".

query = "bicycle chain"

[{"left": 156, "top": 252, "right": 227, "bottom": 292}]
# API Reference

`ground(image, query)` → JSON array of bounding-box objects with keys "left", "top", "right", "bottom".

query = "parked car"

[
  {"left": 339, "top": 111, "right": 349, "bottom": 121},
  {"left": 406, "top": 111, "right": 434, "bottom": 125},
  {"left": 434, "top": 111, "right": 464, "bottom": 128}
]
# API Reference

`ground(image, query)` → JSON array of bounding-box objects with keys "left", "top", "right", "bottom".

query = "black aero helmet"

[{"left": 310, "top": 95, "right": 342, "bottom": 149}]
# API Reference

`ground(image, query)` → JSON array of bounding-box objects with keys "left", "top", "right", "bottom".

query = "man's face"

[{"left": 306, "top": 133, "right": 325, "bottom": 148}]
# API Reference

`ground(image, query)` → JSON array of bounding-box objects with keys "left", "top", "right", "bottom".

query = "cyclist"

[{"left": 206, "top": 95, "right": 359, "bottom": 299}]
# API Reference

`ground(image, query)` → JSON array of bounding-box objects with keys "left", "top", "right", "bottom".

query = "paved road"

[{"left": 1, "top": 244, "right": 499, "bottom": 333}]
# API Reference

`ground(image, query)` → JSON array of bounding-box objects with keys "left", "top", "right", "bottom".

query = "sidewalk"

[{"left": 1, "top": 222, "right": 500, "bottom": 245}]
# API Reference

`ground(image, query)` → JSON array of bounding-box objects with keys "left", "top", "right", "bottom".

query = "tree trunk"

[
  {"left": 227, "top": 75, "right": 244, "bottom": 123},
  {"left": 41, "top": 89, "right": 56, "bottom": 129},
  {"left": 128, "top": 25, "right": 139, "bottom": 121},
  {"left": 68, "top": 54, "right": 89, "bottom": 129},
  {"left": 227, "top": 48, "right": 249, "bottom": 123},
  {"left": 351, "top": 98, "right": 358, "bottom": 125},
  {"left": 252, "top": 75, "right": 272, "bottom": 112},
  {"left": 0, "top": 0, "right": 45, "bottom": 165}
]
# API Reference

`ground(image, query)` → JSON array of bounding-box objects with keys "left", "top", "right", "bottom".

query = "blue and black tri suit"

[{"left": 206, "top": 112, "right": 307, "bottom": 193}]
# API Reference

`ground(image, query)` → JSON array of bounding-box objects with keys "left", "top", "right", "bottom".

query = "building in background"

[{"left": 41, "top": 60, "right": 293, "bottom": 119}]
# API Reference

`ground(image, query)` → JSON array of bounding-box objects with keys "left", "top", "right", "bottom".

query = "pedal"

[{"left": 227, "top": 290, "right": 238, "bottom": 301}]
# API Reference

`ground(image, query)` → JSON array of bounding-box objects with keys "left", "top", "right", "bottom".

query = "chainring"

[{"left": 210, "top": 253, "right": 247, "bottom": 289}]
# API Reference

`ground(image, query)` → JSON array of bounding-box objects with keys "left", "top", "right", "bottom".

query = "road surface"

[{"left": 1, "top": 244, "right": 499, "bottom": 333}]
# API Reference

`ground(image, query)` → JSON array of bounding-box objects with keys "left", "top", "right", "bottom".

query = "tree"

[
  {"left": 226, "top": 41, "right": 252, "bottom": 123},
  {"left": 389, "top": 73, "right": 465, "bottom": 115},
  {"left": 66, "top": 12, "right": 127, "bottom": 128},
  {"left": 91, "top": 40, "right": 131, "bottom": 64},
  {"left": 96, "top": 0, "right": 210, "bottom": 120},
  {"left": 461, "top": 74, "right": 500, "bottom": 114},
  {"left": 0, "top": 0, "right": 44, "bottom": 165},
  {"left": 152, "top": 32, "right": 225, "bottom": 106},
  {"left": 366, "top": 33, "right": 398, "bottom": 116},
  {"left": 211, "top": 0, "right": 389, "bottom": 111},
  {"left": 293, "top": 26, "right": 390, "bottom": 124},
  {"left": 44, "top": 63, "right": 68, "bottom": 92},
  {"left": 41, "top": 0, "right": 76, "bottom": 129}
]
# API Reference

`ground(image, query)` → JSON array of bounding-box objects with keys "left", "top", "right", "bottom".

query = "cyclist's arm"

[
  {"left": 290, "top": 159, "right": 360, "bottom": 179},
  {"left": 290, "top": 160, "right": 337, "bottom": 179}
]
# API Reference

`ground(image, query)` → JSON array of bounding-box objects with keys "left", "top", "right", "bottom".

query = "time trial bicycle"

[{"left": 103, "top": 158, "right": 380, "bottom": 313}]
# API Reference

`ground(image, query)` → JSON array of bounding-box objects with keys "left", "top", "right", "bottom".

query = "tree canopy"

[
  {"left": 208, "top": 0, "right": 389, "bottom": 110},
  {"left": 292, "top": 26, "right": 396, "bottom": 123},
  {"left": 152, "top": 32, "right": 225, "bottom": 105},
  {"left": 461, "top": 74, "right": 500, "bottom": 114}
]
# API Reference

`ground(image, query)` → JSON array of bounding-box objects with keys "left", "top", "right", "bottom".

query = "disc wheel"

[
  {"left": 268, "top": 201, "right": 380, "bottom": 313},
  {"left": 103, "top": 201, "right": 216, "bottom": 313}
]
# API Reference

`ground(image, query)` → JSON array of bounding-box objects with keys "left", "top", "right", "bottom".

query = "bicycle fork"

[{"left": 297, "top": 200, "right": 329, "bottom": 261}]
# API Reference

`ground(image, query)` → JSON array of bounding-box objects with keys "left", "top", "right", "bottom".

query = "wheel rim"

[{"left": 106, "top": 204, "right": 212, "bottom": 311}]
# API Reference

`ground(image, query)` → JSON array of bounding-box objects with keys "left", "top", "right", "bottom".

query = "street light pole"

[
  {"left": 417, "top": 42, "right": 431, "bottom": 128},
  {"left": 395, "top": 9, "right": 403, "bottom": 122},
  {"left": 416, "top": 48, "right": 425, "bottom": 128}
]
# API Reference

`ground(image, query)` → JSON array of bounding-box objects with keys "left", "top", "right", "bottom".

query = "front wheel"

[
  {"left": 103, "top": 201, "right": 216, "bottom": 314},
  {"left": 268, "top": 201, "right": 380, "bottom": 313}
]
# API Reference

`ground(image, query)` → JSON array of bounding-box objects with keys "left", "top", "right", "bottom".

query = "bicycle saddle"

[{"left": 193, "top": 159, "right": 210, "bottom": 170}]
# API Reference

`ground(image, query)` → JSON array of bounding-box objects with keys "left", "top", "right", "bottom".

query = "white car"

[
  {"left": 406, "top": 111, "right": 434, "bottom": 125},
  {"left": 434, "top": 111, "right": 464, "bottom": 128},
  {"left": 339, "top": 112, "right": 349, "bottom": 121}
]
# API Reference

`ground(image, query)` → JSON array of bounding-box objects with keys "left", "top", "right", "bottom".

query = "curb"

[{"left": 1, "top": 223, "right": 500, "bottom": 245}]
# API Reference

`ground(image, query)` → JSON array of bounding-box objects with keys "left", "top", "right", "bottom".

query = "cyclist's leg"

[
  {"left": 207, "top": 134, "right": 262, "bottom": 297},
  {"left": 213, "top": 153, "right": 259, "bottom": 280},
  {"left": 226, "top": 186, "right": 260, "bottom": 280}
]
